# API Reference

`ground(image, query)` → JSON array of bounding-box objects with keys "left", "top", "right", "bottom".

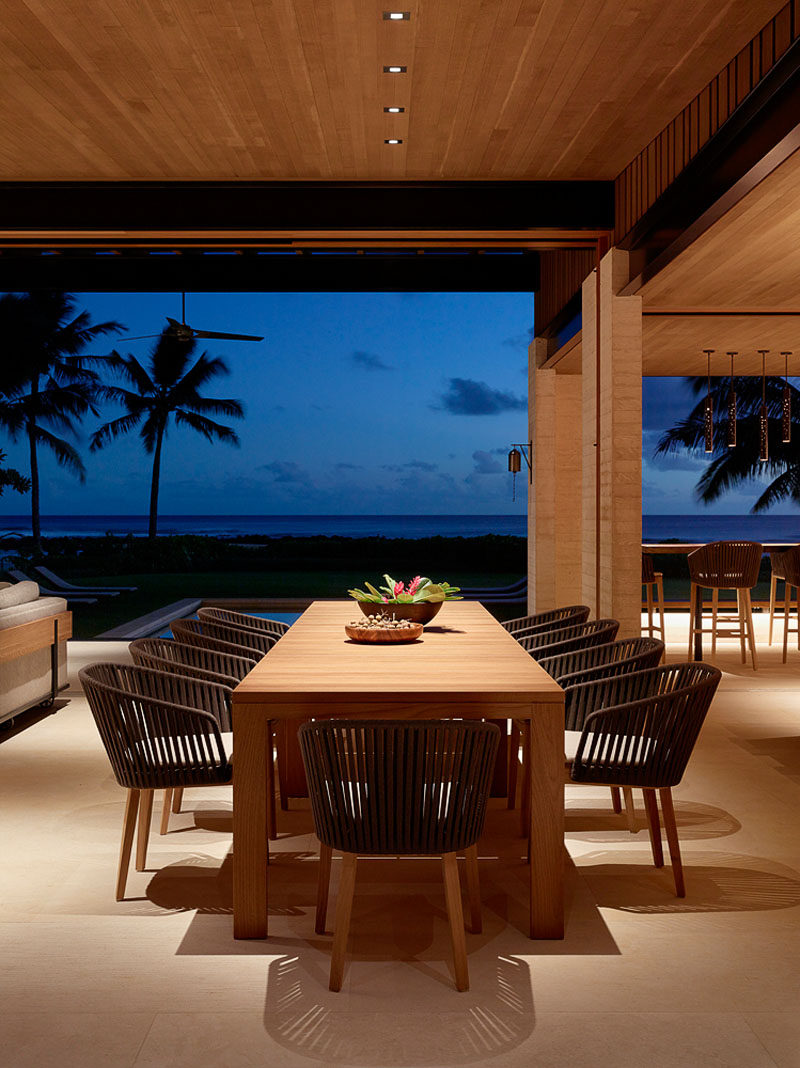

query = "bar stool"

[
  {"left": 779, "top": 547, "right": 800, "bottom": 663},
  {"left": 687, "top": 540, "right": 762, "bottom": 670},
  {"left": 768, "top": 550, "right": 789, "bottom": 645},
  {"left": 642, "top": 553, "right": 666, "bottom": 645}
]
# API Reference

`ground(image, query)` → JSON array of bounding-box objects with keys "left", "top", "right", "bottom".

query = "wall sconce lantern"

[{"left": 508, "top": 442, "right": 532, "bottom": 502}]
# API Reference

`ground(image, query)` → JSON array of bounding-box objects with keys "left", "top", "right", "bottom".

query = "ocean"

[{"left": 3, "top": 513, "right": 800, "bottom": 541}]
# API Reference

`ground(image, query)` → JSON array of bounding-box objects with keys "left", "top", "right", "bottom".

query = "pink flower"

[
  {"left": 407, "top": 575, "right": 421, "bottom": 595},
  {"left": 393, "top": 581, "right": 404, "bottom": 597},
  {"left": 381, "top": 596, "right": 388, "bottom": 602}
]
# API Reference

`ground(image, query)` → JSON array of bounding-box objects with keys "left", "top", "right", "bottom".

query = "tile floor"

[{"left": 2, "top": 615, "right": 800, "bottom": 1067}]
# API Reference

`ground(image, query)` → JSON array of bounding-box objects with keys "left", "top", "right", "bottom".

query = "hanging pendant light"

[
  {"left": 759, "top": 349, "right": 769, "bottom": 463},
  {"left": 703, "top": 349, "right": 714, "bottom": 453},
  {"left": 781, "top": 350, "right": 792, "bottom": 444},
  {"left": 726, "top": 351, "right": 737, "bottom": 447}
]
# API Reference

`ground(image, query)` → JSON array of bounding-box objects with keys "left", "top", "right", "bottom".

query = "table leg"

[
  {"left": 693, "top": 586, "right": 703, "bottom": 661},
  {"left": 233, "top": 704, "right": 270, "bottom": 939},
  {"left": 527, "top": 702, "right": 564, "bottom": 939}
]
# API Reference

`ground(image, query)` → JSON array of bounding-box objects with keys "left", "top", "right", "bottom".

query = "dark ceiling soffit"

[
  {"left": 0, "top": 252, "right": 540, "bottom": 293},
  {"left": 619, "top": 36, "right": 800, "bottom": 293},
  {"left": 0, "top": 181, "right": 614, "bottom": 232}
]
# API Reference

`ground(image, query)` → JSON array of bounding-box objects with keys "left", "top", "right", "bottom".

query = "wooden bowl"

[
  {"left": 355, "top": 601, "right": 443, "bottom": 625},
  {"left": 345, "top": 622, "right": 424, "bottom": 643}
]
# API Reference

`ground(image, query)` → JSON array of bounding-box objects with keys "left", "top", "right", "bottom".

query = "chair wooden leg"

[
  {"left": 171, "top": 787, "right": 184, "bottom": 813},
  {"left": 744, "top": 589, "right": 758, "bottom": 671},
  {"left": 315, "top": 843, "right": 333, "bottom": 935},
  {"left": 160, "top": 789, "right": 173, "bottom": 835},
  {"left": 267, "top": 722, "right": 278, "bottom": 840},
  {"left": 622, "top": 786, "right": 637, "bottom": 832},
  {"left": 658, "top": 788, "right": 685, "bottom": 897},
  {"left": 735, "top": 589, "right": 747, "bottom": 664},
  {"left": 442, "top": 852, "right": 469, "bottom": 992},
  {"left": 645, "top": 581, "right": 654, "bottom": 638},
  {"left": 116, "top": 788, "right": 140, "bottom": 901},
  {"left": 135, "top": 789, "right": 154, "bottom": 872},
  {"left": 655, "top": 574, "right": 666, "bottom": 647},
  {"left": 783, "top": 584, "right": 791, "bottom": 663},
  {"left": 507, "top": 720, "right": 520, "bottom": 809},
  {"left": 642, "top": 789, "right": 663, "bottom": 868},
  {"left": 463, "top": 844, "right": 482, "bottom": 934},
  {"left": 769, "top": 573, "right": 777, "bottom": 645},
  {"left": 609, "top": 786, "right": 622, "bottom": 814},
  {"left": 688, "top": 583, "right": 697, "bottom": 658},
  {"left": 711, "top": 588, "right": 718, "bottom": 655},
  {"left": 329, "top": 852, "right": 357, "bottom": 992}
]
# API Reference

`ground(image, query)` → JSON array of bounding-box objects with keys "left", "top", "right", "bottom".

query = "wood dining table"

[{"left": 231, "top": 599, "right": 566, "bottom": 940}]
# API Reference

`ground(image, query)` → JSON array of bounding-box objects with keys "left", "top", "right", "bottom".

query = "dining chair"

[
  {"left": 518, "top": 618, "right": 620, "bottom": 660},
  {"left": 687, "top": 540, "right": 762, "bottom": 669},
  {"left": 502, "top": 604, "right": 590, "bottom": 636},
  {"left": 79, "top": 663, "right": 233, "bottom": 900},
  {"left": 197, "top": 606, "right": 290, "bottom": 638},
  {"left": 298, "top": 718, "right": 500, "bottom": 992},
  {"left": 171, "top": 617, "right": 276, "bottom": 658},
  {"left": 565, "top": 662, "right": 721, "bottom": 895},
  {"left": 768, "top": 549, "right": 790, "bottom": 646},
  {"left": 641, "top": 552, "right": 666, "bottom": 645}
]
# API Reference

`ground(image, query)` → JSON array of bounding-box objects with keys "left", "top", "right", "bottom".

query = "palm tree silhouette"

[
  {"left": 91, "top": 330, "right": 244, "bottom": 538},
  {"left": 656, "top": 374, "right": 800, "bottom": 511},
  {"left": 0, "top": 292, "right": 122, "bottom": 548}
]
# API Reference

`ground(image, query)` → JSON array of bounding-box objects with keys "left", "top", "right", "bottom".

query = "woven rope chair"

[
  {"left": 197, "top": 606, "right": 290, "bottom": 638},
  {"left": 80, "top": 662, "right": 233, "bottom": 900},
  {"left": 687, "top": 540, "right": 762, "bottom": 669},
  {"left": 299, "top": 718, "right": 500, "bottom": 992},
  {"left": 564, "top": 662, "right": 721, "bottom": 895},
  {"left": 502, "top": 604, "right": 590, "bottom": 636},
  {"left": 768, "top": 549, "right": 792, "bottom": 647},
  {"left": 518, "top": 618, "right": 619, "bottom": 660},
  {"left": 777, "top": 546, "right": 800, "bottom": 663},
  {"left": 171, "top": 617, "right": 274, "bottom": 658},
  {"left": 642, "top": 553, "right": 666, "bottom": 645}
]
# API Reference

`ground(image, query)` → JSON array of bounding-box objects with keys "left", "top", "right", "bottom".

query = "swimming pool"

[{"left": 160, "top": 610, "right": 300, "bottom": 639}]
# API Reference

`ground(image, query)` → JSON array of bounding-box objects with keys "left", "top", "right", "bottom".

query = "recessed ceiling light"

[
  {"left": 384, "top": 65, "right": 407, "bottom": 73},
  {"left": 383, "top": 12, "right": 410, "bottom": 19},
  {"left": 385, "top": 138, "right": 403, "bottom": 145},
  {"left": 384, "top": 106, "right": 405, "bottom": 113}
]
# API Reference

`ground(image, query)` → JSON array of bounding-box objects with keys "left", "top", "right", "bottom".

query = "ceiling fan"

[{"left": 123, "top": 293, "right": 264, "bottom": 343}]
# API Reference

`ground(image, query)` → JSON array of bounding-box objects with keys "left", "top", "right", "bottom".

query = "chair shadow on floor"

[
  {"left": 565, "top": 797, "right": 741, "bottom": 842},
  {"left": 262, "top": 952, "right": 535, "bottom": 1066},
  {"left": 577, "top": 851, "right": 800, "bottom": 913},
  {"left": 734, "top": 735, "right": 800, "bottom": 785}
]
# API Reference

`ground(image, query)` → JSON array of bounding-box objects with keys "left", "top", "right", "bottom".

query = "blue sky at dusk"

[{"left": 0, "top": 289, "right": 777, "bottom": 517}]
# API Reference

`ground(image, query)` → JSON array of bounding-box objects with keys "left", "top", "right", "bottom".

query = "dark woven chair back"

[
  {"left": 79, "top": 662, "right": 232, "bottom": 791},
  {"left": 569, "top": 661, "right": 720, "bottom": 789},
  {"left": 171, "top": 617, "right": 272, "bottom": 659},
  {"left": 642, "top": 553, "right": 655, "bottom": 583},
  {"left": 129, "top": 636, "right": 256, "bottom": 684},
  {"left": 770, "top": 550, "right": 788, "bottom": 582},
  {"left": 298, "top": 719, "right": 500, "bottom": 856},
  {"left": 687, "top": 540, "right": 762, "bottom": 589},
  {"left": 198, "top": 607, "right": 290, "bottom": 637},
  {"left": 503, "top": 605, "right": 590, "bottom": 636},
  {"left": 778, "top": 545, "right": 800, "bottom": 587},
  {"left": 519, "top": 618, "right": 619, "bottom": 659},
  {"left": 539, "top": 636, "right": 664, "bottom": 688}
]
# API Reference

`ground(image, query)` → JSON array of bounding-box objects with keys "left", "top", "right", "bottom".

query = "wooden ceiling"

[{"left": 0, "top": 0, "right": 781, "bottom": 181}]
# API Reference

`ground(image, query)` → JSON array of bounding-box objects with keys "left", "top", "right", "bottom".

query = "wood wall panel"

[
  {"left": 0, "top": 0, "right": 780, "bottom": 180},
  {"left": 535, "top": 249, "right": 596, "bottom": 334}
]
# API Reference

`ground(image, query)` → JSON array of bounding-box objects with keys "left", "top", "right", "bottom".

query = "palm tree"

[
  {"left": 0, "top": 449, "right": 29, "bottom": 497},
  {"left": 656, "top": 374, "right": 800, "bottom": 511},
  {"left": 0, "top": 292, "right": 123, "bottom": 548},
  {"left": 91, "top": 331, "right": 244, "bottom": 538}
]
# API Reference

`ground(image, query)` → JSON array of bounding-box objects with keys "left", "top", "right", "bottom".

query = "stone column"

[
  {"left": 581, "top": 247, "right": 642, "bottom": 636},
  {"left": 528, "top": 339, "right": 583, "bottom": 614}
]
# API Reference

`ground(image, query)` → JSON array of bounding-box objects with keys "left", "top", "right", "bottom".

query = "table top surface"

[{"left": 233, "top": 599, "right": 563, "bottom": 705}]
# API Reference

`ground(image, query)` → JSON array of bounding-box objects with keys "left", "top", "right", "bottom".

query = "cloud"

[
  {"left": 471, "top": 450, "right": 504, "bottom": 474},
  {"left": 502, "top": 327, "right": 535, "bottom": 348},
  {"left": 435, "top": 378, "right": 527, "bottom": 415},
  {"left": 382, "top": 460, "right": 438, "bottom": 473},
  {"left": 259, "top": 460, "right": 310, "bottom": 483},
  {"left": 351, "top": 350, "right": 393, "bottom": 372}
]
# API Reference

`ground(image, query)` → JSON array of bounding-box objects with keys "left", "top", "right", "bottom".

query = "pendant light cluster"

[
  {"left": 382, "top": 12, "right": 410, "bottom": 146},
  {"left": 701, "top": 349, "right": 792, "bottom": 462}
]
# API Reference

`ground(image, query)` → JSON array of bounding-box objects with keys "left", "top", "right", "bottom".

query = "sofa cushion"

[
  {"left": 0, "top": 581, "right": 11, "bottom": 591},
  {"left": 0, "top": 595, "right": 68, "bottom": 630},
  {"left": 0, "top": 580, "right": 40, "bottom": 609}
]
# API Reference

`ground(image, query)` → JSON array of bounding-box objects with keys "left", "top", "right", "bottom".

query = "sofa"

[{"left": 0, "top": 580, "right": 71, "bottom": 724}]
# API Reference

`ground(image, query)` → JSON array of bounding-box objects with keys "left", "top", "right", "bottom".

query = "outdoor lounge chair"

[
  {"left": 5, "top": 568, "right": 98, "bottom": 604},
  {"left": 458, "top": 576, "right": 527, "bottom": 597},
  {"left": 33, "top": 565, "right": 137, "bottom": 594}
]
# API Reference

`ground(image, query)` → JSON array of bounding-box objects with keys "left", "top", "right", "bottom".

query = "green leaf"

[
  {"left": 417, "top": 583, "right": 446, "bottom": 602},
  {"left": 383, "top": 573, "right": 397, "bottom": 592},
  {"left": 348, "top": 588, "right": 380, "bottom": 602},
  {"left": 364, "top": 581, "right": 384, "bottom": 600}
]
